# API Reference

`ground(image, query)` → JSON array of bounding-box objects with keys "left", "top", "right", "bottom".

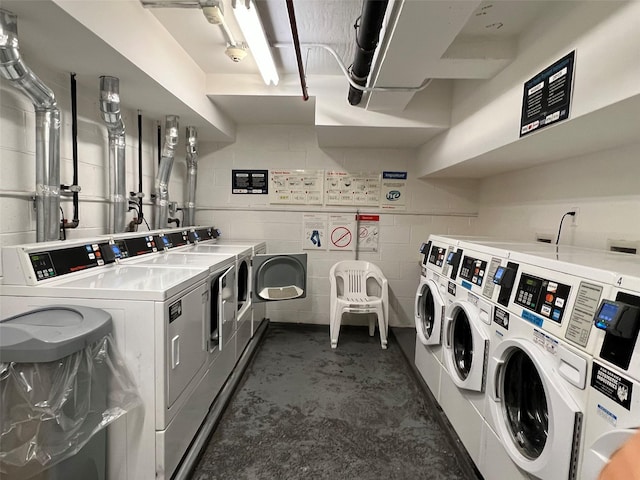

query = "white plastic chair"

[{"left": 329, "top": 260, "right": 389, "bottom": 349}]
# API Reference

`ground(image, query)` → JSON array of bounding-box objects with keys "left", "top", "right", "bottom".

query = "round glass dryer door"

[
  {"left": 502, "top": 348, "right": 548, "bottom": 459},
  {"left": 451, "top": 307, "right": 473, "bottom": 380},
  {"left": 443, "top": 300, "right": 490, "bottom": 392},
  {"left": 415, "top": 279, "right": 445, "bottom": 346}
]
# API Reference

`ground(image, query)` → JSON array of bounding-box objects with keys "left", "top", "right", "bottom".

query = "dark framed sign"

[
  {"left": 520, "top": 50, "right": 575, "bottom": 137},
  {"left": 232, "top": 169, "right": 268, "bottom": 194}
]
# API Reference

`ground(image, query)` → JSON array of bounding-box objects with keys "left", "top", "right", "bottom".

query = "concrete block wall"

[
  {"left": 475, "top": 142, "right": 640, "bottom": 250},
  {"left": 193, "top": 125, "right": 480, "bottom": 327}
]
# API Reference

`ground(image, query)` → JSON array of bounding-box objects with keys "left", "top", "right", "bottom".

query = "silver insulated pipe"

[
  {"left": 153, "top": 115, "right": 179, "bottom": 229},
  {"left": 0, "top": 9, "right": 60, "bottom": 242},
  {"left": 99, "top": 76, "right": 127, "bottom": 233},
  {"left": 184, "top": 126, "right": 198, "bottom": 227}
]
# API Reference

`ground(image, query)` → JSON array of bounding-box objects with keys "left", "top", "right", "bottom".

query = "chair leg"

[
  {"left": 369, "top": 316, "right": 375, "bottom": 336},
  {"left": 330, "top": 308, "right": 342, "bottom": 349},
  {"left": 376, "top": 306, "right": 387, "bottom": 349}
]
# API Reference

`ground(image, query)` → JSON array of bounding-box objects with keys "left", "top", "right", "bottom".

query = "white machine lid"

[
  {"left": 188, "top": 244, "right": 252, "bottom": 256},
  {"left": 29, "top": 265, "right": 209, "bottom": 301},
  {"left": 126, "top": 252, "right": 235, "bottom": 272}
]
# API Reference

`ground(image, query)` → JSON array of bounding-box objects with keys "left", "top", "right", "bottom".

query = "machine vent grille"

[{"left": 568, "top": 411, "right": 583, "bottom": 480}]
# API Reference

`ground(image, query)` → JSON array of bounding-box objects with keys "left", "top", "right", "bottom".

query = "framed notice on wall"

[
  {"left": 520, "top": 50, "right": 575, "bottom": 137},
  {"left": 232, "top": 169, "right": 268, "bottom": 194},
  {"left": 268, "top": 169, "right": 324, "bottom": 205}
]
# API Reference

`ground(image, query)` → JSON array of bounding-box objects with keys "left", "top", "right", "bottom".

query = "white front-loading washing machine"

[
  {"left": 415, "top": 237, "right": 460, "bottom": 402},
  {"left": 427, "top": 237, "right": 511, "bottom": 468},
  {"left": 483, "top": 246, "right": 620, "bottom": 480},
  {"left": 580, "top": 257, "right": 640, "bottom": 480},
  {"left": 0, "top": 239, "right": 214, "bottom": 480}
]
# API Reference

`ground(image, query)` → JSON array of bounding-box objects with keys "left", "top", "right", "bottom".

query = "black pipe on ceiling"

[{"left": 347, "top": 0, "right": 389, "bottom": 106}]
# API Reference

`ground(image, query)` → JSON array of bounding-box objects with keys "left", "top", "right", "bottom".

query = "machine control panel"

[
  {"left": 162, "top": 231, "right": 189, "bottom": 249},
  {"left": 459, "top": 255, "right": 487, "bottom": 286},
  {"left": 194, "top": 227, "right": 215, "bottom": 241},
  {"left": 514, "top": 273, "right": 571, "bottom": 323},
  {"left": 188, "top": 230, "right": 200, "bottom": 243},
  {"left": 29, "top": 242, "right": 112, "bottom": 281},
  {"left": 110, "top": 235, "right": 157, "bottom": 260},
  {"left": 428, "top": 244, "right": 446, "bottom": 267}
]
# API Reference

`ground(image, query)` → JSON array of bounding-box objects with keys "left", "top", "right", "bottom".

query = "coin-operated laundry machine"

[
  {"left": 483, "top": 245, "right": 620, "bottom": 480},
  {"left": 435, "top": 238, "right": 510, "bottom": 468},
  {"left": 178, "top": 242, "right": 255, "bottom": 360},
  {"left": 213, "top": 239, "right": 268, "bottom": 339},
  {"left": 581, "top": 259, "right": 640, "bottom": 480},
  {"left": 414, "top": 237, "right": 458, "bottom": 402},
  {"left": 0, "top": 238, "right": 215, "bottom": 480},
  {"left": 111, "top": 232, "right": 239, "bottom": 398}
]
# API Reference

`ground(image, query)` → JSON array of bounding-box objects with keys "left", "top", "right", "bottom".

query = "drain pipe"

[
  {"left": 98, "top": 76, "right": 127, "bottom": 233},
  {"left": 0, "top": 9, "right": 60, "bottom": 242},
  {"left": 153, "top": 115, "right": 179, "bottom": 229},
  {"left": 184, "top": 126, "right": 198, "bottom": 227},
  {"left": 348, "top": 0, "right": 389, "bottom": 106}
]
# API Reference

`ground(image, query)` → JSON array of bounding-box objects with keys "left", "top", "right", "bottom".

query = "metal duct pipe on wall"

[
  {"left": 347, "top": 0, "right": 389, "bottom": 106},
  {"left": 0, "top": 9, "right": 60, "bottom": 242},
  {"left": 184, "top": 126, "right": 198, "bottom": 227},
  {"left": 153, "top": 115, "right": 179, "bottom": 229},
  {"left": 99, "top": 76, "right": 127, "bottom": 233}
]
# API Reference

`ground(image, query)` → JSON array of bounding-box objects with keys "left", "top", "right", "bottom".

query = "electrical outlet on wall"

[{"left": 571, "top": 207, "right": 580, "bottom": 226}]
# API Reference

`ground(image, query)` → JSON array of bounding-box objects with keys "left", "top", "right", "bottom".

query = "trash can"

[{"left": 0, "top": 306, "right": 114, "bottom": 480}]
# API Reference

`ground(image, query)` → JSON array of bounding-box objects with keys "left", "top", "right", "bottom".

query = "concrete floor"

[{"left": 192, "top": 324, "right": 480, "bottom": 480}]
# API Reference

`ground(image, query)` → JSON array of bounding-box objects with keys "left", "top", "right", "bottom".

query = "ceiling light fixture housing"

[{"left": 231, "top": 0, "right": 279, "bottom": 86}]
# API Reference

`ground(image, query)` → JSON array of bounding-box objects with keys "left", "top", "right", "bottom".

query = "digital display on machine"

[
  {"left": 493, "top": 266, "right": 505, "bottom": 283},
  {"left": 459, "top": 256, "right": 487, "bottom": 286},
  {"left": 111, "top": 240, "right": 128, "bottom": 259},
  {"left": 164, "top": 231, "right": 189, "bottom": 248},
  {"left": 195, "top": 228, "right": 211, "bottom": 240},
  {"left": 30, "top": 244, "right": 107, "bottom": 280},
  {"left": 515, "top": 272, "right": 571, "bottom": 324},
  {"left": 595, "top": 301, "right": 620, "bottom": 330},
  {"left": 123, "top": 235, "right": 156, "bottom": 257}
]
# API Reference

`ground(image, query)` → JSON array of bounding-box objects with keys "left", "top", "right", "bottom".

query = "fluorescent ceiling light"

[{"left": 232, "top": 0, "right": 279, "bottom": 86}]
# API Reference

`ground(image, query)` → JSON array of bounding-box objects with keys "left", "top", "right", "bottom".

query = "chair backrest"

[{"left": 329, "top": 260, "right": 387, "bottom": 298}]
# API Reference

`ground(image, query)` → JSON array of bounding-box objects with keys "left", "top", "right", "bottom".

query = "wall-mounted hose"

[
  {"left": 0, "top": 9, "right": 60, "bottom": 241},
  {"left": 153, "top": 115, "right": 179, "bottom": 229}
]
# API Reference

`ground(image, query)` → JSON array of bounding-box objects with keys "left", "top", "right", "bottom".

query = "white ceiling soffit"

[
  {"left": 316, "top": 125, "right": 445, "bottom": 148},
  {"left": 366, "top": 0, "right": 550, "bottom": 112},
  {"left": 208, "top": 94, "right": 316, "bottom": 125},
  {"left": 425, "top": 94, "right": 640, "bottom": 178}
]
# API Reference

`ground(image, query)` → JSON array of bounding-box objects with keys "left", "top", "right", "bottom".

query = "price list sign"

[{"left": 520, "top": 51, "right": 575, "bottom": 137}]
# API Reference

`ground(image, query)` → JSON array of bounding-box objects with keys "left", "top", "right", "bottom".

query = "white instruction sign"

[
  {"left": 302, "top": 214, "right": 328, "bottom": 250},
  {"left": 381, "top": 171, "right": 407, "bottom": 210},
  {"left": 269, "top": 170, "right": 324, "bottom": 205},
  {"left": 356, "top": 214, "right": 380, "bottom": 252},
  {"left": 325, "top": 171, "right": 380, "bottom": 206},
  {"left": 328, "top": 214, "right": 356, "bottom": 251}
]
